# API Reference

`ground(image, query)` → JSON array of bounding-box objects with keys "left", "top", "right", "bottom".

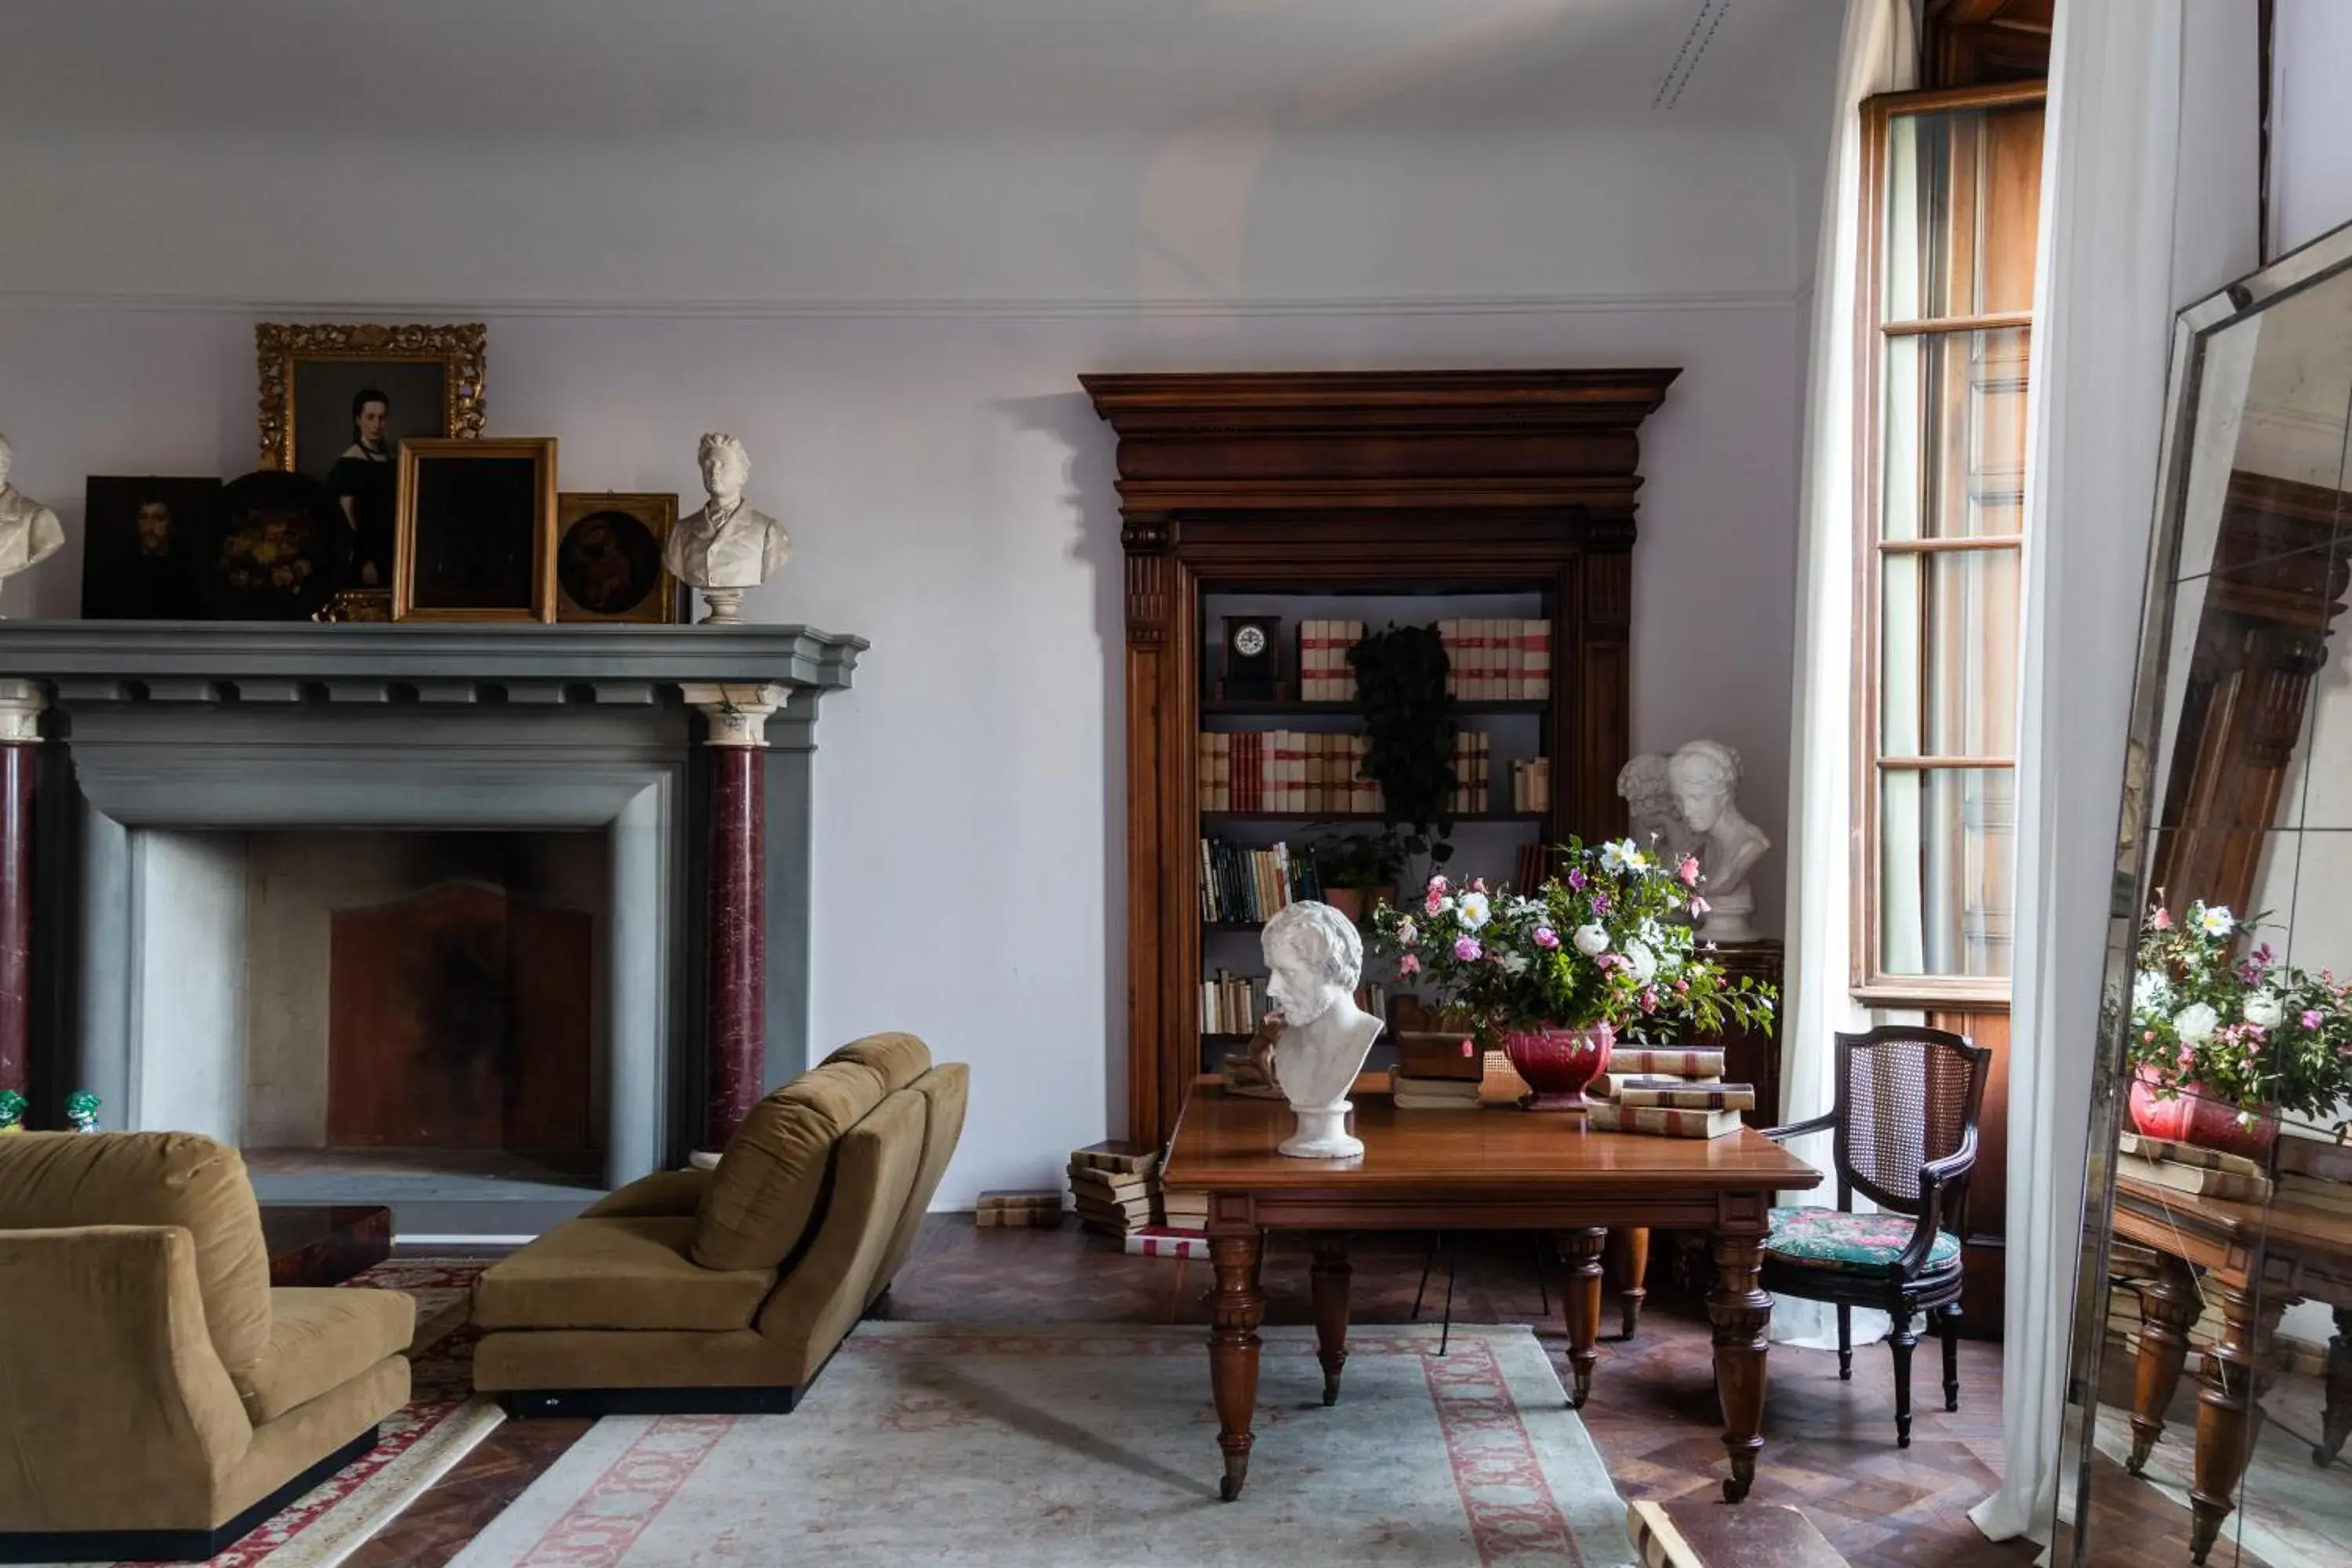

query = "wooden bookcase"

[{"left": 1083, "top": 369, "right": 1679, "bottom": 1148}]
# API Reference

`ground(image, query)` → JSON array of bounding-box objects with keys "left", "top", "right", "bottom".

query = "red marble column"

[
  {"left": 703, "top": 744, "right": 766, "bottom": 1149},
  {"left": 0, "top": 685, "right": 39, "bottom": 1098},
  {"left": 688, "top": 683, "right": 788, "bottom": 1155}
]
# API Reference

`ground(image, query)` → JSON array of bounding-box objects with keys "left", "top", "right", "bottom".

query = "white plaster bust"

[
  {"left": 1669, "top": 739, "right": 1770, "bottom": 944},
  {"left": 0, "top": 435, "right": 64, "bottom": 618},
  {"left": 664, "top": 432, "right": 793, "bottom": 624},
  {"left": 1260, "top": 901, "right": 1385, "bottom": 1159},
  {"left": 1617, "top": 753, "right": 1697, "bottom": 865}
]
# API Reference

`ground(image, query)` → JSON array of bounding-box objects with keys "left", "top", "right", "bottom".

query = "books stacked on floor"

[
  {"left": 1299, "top": 619, "right": 1367, "bottom": 701},
  {"left": 1197, "top": 731, "right": 1381, "bottom": 814},
  {"left": 975, "top": 1189, "right": 1063, "bottom": 1228},
  {"left": 1123, "top": 1225, "right": 1211, "bottom": 1260},
  {"left": 1584, "top": 1047, "right": 1750, "bottom": 1138},
  {"left": 2116, "top": 1131, "right": 2274, "bottom": 1201},
  {"left": 1448, "top": 730, "right": 1491, "bottom": 815},
  {"left": 1511, "top": 757, "right": 1552, "bottom": 813},
  {"left": 1198, "top": 838, "right": 1327, "bottom": 924},
  {"left": 1438, "top": 619, "right": 1552, "bottom": 700},
  {"left": 1162, "top": 1188, "right": 1210, "bottom": 1232},
  {"left": 1069, "top": 1139, "right": 1160, "bottom": 1238}
]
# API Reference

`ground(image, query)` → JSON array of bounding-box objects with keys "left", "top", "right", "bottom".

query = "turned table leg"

[
  {"left": 1310, "top": 1236, "right": 1352, "bottom": 1406},
  {"left": 1208, "top": 1224, "right": 1266, "bottom": 1501},
  {"left": 1605, "top": 1226, "right": 1650, "bottom": 1340},
  {"left": 2128, "top": 1254, "right": 2198, "bottom": 1475},
  {"left": 1710, "top": 1229, "right": 1773, "bottom": 1503},
  {"left": 1557, "top": 1228, "right": 1608, "bottom": 1408},
  {"left": 2188, "top": 1285, "right": 2285, "bottom": 1565},
  {"left": 2318, "top": 1305, "right": 2352, "bottom": 1468}
]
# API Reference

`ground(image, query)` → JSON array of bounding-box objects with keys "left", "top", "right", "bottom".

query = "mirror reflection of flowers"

[
  {"left": 2129, "top": 900, "right": 2352, "bottom": 1127},
  {"left": 1365, "top": 836, "right": 1777, "bottom": 1044}
]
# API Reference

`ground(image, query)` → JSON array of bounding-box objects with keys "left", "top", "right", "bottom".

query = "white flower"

[
  {"left": 1624, "top": 941, "right": 1659, "bottom": 983},
  {"left": 2172, "top": 1002, "right": 2220, "bottom": 1044},
  {"left": 2194, "top": 904, "right": 2236, "bottom": 938},
  {"left": 2131, "top": 971, "right": 2172, "bottom": 1022},
  {"left": 1572, "top": 924, "right": 1611, "bottom": 957},
  {"left": 1498, "top": 953, "right": 1530, "bottom": 976},
  {"left": 1598, "top": 839, "right": 1646, "bottom": 874},
  {"left": 1455, "top": 891, "right": 1492, "bottom": 930},
  {"left": 2243, "top": 992, "right": 2285, "bottom": 1029},
  {"left": 1658, "top": 946, "right": 1685, "bottom": 975}
]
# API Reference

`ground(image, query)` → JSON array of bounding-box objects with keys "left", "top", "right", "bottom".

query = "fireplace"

[{"left": 0, "top": 622, "right": 865, "bottom": 1228}]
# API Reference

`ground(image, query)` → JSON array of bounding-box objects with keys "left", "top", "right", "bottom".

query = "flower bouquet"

[
  {"left": 1365, "top": 837, "right": 1777, "bottom": 1109},
  {"left": 2127, "top": 901, "right": 2352, "bottom": 1156}
]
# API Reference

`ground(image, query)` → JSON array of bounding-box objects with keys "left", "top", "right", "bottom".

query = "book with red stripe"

[
  {"left": 1586, "top": 1102, "right": 1742, "bottom": 1139},
  {"left": 1584, "top": 1073, "right": 1697, "bottom": 1104},
  {"left": 1609, "top": 1047, "right": 1726, "bottom": 1080},
  {"left": 1616, "top": 1082, "right": 1756, "bottom": 1112},
  {"left": 1123, "top": 1225, "right": 1211, "bottom": 1260}
]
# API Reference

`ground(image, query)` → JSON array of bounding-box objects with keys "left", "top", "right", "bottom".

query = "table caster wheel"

[{"left": 1722, "top": 1477, "right": 1750, "bottom": 1504}]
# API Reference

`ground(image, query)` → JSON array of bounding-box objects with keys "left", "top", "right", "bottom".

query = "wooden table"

[
  {"left": 2114, "top": 1171, "right": 2352, "bottom": 1563},
  {"left": 1161, "top": 1082, "right": 1821, "bottom": 1502},
  {"left": 260, "top": 1204, "right": 394, "bottom": 1287}
]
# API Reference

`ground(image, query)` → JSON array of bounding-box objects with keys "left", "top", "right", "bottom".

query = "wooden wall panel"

[{"left": 1933, "top": 1005, "right": 2010, "bottom": 1331}]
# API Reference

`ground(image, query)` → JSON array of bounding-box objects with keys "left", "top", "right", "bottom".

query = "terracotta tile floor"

[{"left": 355, "top": 1217, "right": 2249, "bottom": 1566}]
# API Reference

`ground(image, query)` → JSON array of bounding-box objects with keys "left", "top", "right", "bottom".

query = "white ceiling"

[{"left": 0, "top": 0, "right": 1833, "bottom": 144}]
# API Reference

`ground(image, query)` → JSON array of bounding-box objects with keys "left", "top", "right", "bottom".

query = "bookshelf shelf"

[
  {"left": 1200, "top": 810, "right": 1550, "bottom": 828},
  {"left": 1200, "top": 698, "right": 1550, "bottom": 719},
  {"left": 1203, "top": 920, "right": 1265, "bottom": 934}
]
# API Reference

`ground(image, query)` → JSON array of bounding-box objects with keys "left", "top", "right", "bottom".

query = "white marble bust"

[
  {"left": 1669, "top": 739, "right": 1770, "bottom": 944},
  {"left": 1258, "top": 901, "right": 1385, "bottom": 1159},
  {"left": 665, "top": 432, "right": 793, "bottom": 624},
  {"left": 0, "top": 435, "right": 64, "bottom": 618},
  {"left": 1617, "top": 753, "right": 1697, "bottom": 865}
]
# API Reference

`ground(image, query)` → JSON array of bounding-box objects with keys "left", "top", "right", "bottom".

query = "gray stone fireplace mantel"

[{"left": 0, "top": 619, "right": 868, "bottom": 1203}]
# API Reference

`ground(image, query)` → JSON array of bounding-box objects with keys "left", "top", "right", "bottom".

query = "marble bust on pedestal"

[
  {"left": 1669, "top": 739, "right": 1770, "bottom": 944},
  {"left": 1617, "top": 753, "right": 1697, "bottom": 866},
  {"left": 0, "top": 435, "right": 64, "bottom": 618},
  {"left": 1254, "top": 901, "right": 1385, "bottom": 1159},
  {"left": 664, "top": 432, "right": 793, "bottom": 625}
]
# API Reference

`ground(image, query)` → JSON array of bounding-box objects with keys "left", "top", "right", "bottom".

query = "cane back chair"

[{"left": 1761, "top": 1025, "right": 1991, "bottom": 1448}]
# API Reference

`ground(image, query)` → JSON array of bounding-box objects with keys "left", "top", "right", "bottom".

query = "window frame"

[{"left": 1853, "top": 80, "right": 2047, "bottom": 1010}]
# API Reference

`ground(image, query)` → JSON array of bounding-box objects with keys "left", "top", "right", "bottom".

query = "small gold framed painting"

[
  {"left": 554, "top": 492, "right": 681, "bottom": 624},
  {"left": 393, "top": 437, "right": 559, "bottom": 622}
]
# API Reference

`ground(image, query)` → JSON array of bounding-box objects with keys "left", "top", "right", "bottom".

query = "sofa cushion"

[
  {"left": 242, "top": 1286, "right": 416, "bottom": 1424},
  {"left": 822, "top": 1033, "right": 932, "bottom": 1093},
  {"left": 0, "top": 1132, "right": 274, "bottom": 1389},
  {"left": 870, "top": 1063, "right": 970, "bottom": 1302},
  {"left": 691, "top": 1061, "right": 886, "bottom": 1271},
  {"left": 474, "top": 1217, "right": 779, "bottom": 1332},
  {"left": 1765, "top": 1206, "right": 1961, "bottom": 1274}
]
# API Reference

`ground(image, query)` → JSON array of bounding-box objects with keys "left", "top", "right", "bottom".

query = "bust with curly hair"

[{"left": 1259, "top": 901, "right": 1385, "bottom": 1158}]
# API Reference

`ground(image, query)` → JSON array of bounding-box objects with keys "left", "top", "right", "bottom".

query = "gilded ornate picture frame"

[{"left": 393, "top": 437, "right": 558, "bottom": 623}]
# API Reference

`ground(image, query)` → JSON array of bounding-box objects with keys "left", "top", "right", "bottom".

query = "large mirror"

[{"left": 2056, "top": 219, "right": 2352, "bottom": 1566}]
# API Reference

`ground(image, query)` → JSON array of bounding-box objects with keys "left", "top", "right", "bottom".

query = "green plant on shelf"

[
  {"left": 1346, "top": 623, "right": 1458, "bottom": 865},
  {"left": 1308, "top": 828, "right": 1407, "bottom": 892}
]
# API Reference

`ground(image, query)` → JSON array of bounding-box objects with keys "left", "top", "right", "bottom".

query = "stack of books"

[
  {"left": 2116, "top": 1131, "right": 2274, "bottom": 1201},
  {"left": 1511, "top": 757, "right": 1552, "bottom": 813},
  {"left": 1584, "top": 1047, "right": 1752, "bottom": 1139},
  {"left": 1197, "top": 731, "right": 1381, "bottom": 814},
  {"left": 1437, "top": 619, "right": 1552, "bottom": 700},
  {"left": 1069, "top": 1140, "right": 1160, "bottom": 1237},
  {"left": 1390, "top": 1067, "right": 1484, "bottom": 1111},
  {"left": 1448, "top": 731, "right": 1491, "bottom": 815},
  {"left": 1161, "top": 1188, "right": 1210, "bottom": 1233},
  {"left": 1299, "top": 619, "right": 1368, "bottom": 701},
  {"left": 975, "top": 1189, "right": 1062, "bottom": 1229}
]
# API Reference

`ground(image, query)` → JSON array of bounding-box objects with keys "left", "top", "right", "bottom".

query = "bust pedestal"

[{"left": 1281, "top": 1102, "right": 1361, "bottom": 1160}]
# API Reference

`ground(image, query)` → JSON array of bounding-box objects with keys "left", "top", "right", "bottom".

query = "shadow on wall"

[{"left": 1000, "top": 388, "right": 1129, "bottom": 1142}]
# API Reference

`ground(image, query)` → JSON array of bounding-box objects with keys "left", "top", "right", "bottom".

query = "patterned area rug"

[
  {"left": 452, "top": 1322, "right": 1632, "bottom": 1567},
  {"left": 98, "top": 1258, "right": 502, "bottom": 1568},
  {"left": 2092, "top": 1397, "right": 2343, "bottom": 1568}
]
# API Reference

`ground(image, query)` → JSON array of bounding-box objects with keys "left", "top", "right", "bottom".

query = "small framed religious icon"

[{"left": 1220, "top": 615, "right": 1283, "bottom": 701}]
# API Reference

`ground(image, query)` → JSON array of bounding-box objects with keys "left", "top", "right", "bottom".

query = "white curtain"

[
  {"left": 1773, "top": 0, "right": 1914, "bottom": 1350},
  {"left": 1969, "top": 0, "right": 2256, "bottom": 1545}
]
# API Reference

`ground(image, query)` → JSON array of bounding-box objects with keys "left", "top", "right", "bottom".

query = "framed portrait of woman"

[{"left": 256, "top": 322, "right": 487, "bottom": 593}]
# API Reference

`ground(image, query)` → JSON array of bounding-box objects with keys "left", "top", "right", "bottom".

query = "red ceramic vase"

[
  {"left": 2126, "top": 1066, "right": 2278, "bottom": 1161},
  {"left": 1501, "top": 1022, "right": 1614, "bottom": 1112}
]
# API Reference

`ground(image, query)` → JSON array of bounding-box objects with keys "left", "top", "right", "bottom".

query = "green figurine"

[
  {"left": 0, "top": 1089, "right": 24, "bottom": 1136},
  {"left": 65, "top": 1091, "right": 101, "bottom": 1134}
]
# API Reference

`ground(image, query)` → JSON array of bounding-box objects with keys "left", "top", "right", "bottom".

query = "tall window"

[{"left": 1857, "top": 84, "right": 2045, "bottom": 1004}]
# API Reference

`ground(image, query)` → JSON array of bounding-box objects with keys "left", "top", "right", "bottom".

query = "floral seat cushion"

[{"left": 1765, "top": 1206, "right": 1961, "bottom": 1273}]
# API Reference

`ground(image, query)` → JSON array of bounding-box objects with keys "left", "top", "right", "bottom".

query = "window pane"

[
  {"left": 1880, "top": 328, "right": 2031, "bottom": 540},
  {"left": 1880, "top": 767, "right": 2015, "bottom": 978},
  {"left": 1880, "top": 546, "right": 2020, "bottom": 757},
  {"left": 1882, "top": 101, "right": 2045, "bottom": 323}
]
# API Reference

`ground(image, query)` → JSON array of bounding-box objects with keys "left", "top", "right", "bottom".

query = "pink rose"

[
  {"left": 1690, "top": 897, "right": 1710, "bottom": 918},
  {"left": 1566, "top": 870, "right": 1587, "bottom": 891},
  {"left": 1425, "top": 893, "right": 1445, "bottom": 916},
  {"left": 1534, "top": 927, "right": 1560, "bottom": 949},
  {"left": 1396, "top": 919, "right": 1417, "bottom": 946},
  {"left": 1398, "top": 953, "right": 1421, "bottom": 977},
  {"left": 2151, "top": 909, "right": 2173, "bottom": 931},
  {"left": 1470, "top": 877, "right": 1487, "bottom": 894},
  {"left": 2304, "top": 1010, "right": 2325, "bottom": 1030},
  {"left": 1454, "top": 936, "right": 1482, "bottom": 961},
  {"left": 1639, "top": 986, "right": 1660, "bottom": 1013},
  {"left": 1675, "top": 978, "right": 1690, "bottom": 996},
  {"left": 1428, "top": 875, "right": 1450, "bottom": 895},
  {"left": 1678, "top": 855, "right": 1701, "bottom": 887}
]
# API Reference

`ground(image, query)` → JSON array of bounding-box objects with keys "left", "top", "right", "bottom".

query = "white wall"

[
  {"left": 2273, "top": 0, "right": 2352, "bottom": 256},
  {"left": 0, "top": 298, "right": 1800, "bottom": 1203},
  {"left": 131, "top": 831, "right": 246, "bottom": 1142}
]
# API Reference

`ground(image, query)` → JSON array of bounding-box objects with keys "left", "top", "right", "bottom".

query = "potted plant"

[
  {"left": 2125, "top": 901, "right": 2352, "bottom": 1158},
  {"left": 1366, "top": 837, "right": 1777, "bottom": 1109},
  {"left": 1347, "top": 624, "right": 1459, "bottom": 867},
  {"left": 1307, "top": 828, "right": 1407, "bottom": 923}
]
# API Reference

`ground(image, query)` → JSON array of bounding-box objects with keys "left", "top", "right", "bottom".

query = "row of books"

[
  {"left": 1198, "top": 731, "right": 1382, "bottom": 815},
  {"left": 1202, "top": 969, "right": 1388, "bottom": 1036},
  {"left": 1511, "top": 757, "right": 1553, "bottom": 813},
  {"left": 2115, "top": 1131, "right": 2274, "bottom": 1202},
  {"left": 1447, "top": 731, "right": 1492, "bottom": 815},
  {"left": 1298, "top": 619, "right": 1367, "bottom": 702},
  {"left": 1197, "top": 838, "right": 1327, "bottom": 924},
  {"left": 1584, "top": 1047, "right": 1750, "bottom": 1139},
  {"left": 1439, "top": 619, "right": 1552, "bottom": 701}
]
